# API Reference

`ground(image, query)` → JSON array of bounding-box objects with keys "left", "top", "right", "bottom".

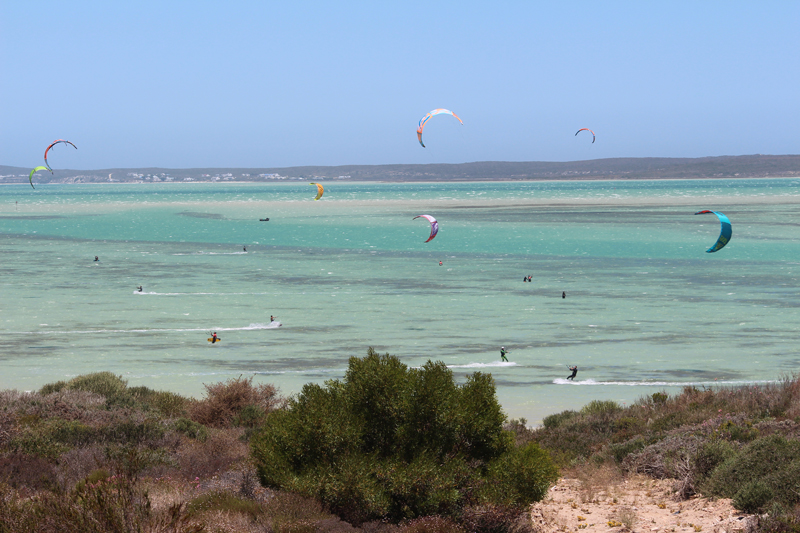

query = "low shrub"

[
  {"left": 175, "top": 418, "right": 209, "bottom": 442},
  {"left": 703, "top": 434, "right": 800, "bottom": 512},
  {"left": 177, "top": 430, "right": 248, "bottom": 480},
  {"left": 459, "top": 504, "right": 535, "bottom": 533},
  {"left": 486, "top": 442, "right": 560, "bottom": 507},
  {"left": 733, "top": 480, "right": 774, "bottom": 514},
  {"left": 38, "top": 381, "right": 67, "bottom": 395},
  {"left": 259, "top": 491, "right": 337, "bottom": 532},
  {"left": 400, "top": 515, "right": 466, "bottom": 533},
  {"left": 580, "top": 400, "right": 621, "bottom": 417},
  {"left": 0, "top": 474, "right": 204, "bottom": 533},
  {"left": 102, "top": 419, "right": 165, "bottom": 445},
  {"left": 542, "top": 410, "right": 578, "bottom": 429},
  {"left": 64, "top": 372, "right": 128, "bottom": 398},
  {"left": 0, "top": 453, "right": 58, "bottom": 491},
  {"left": 186, "top": 490, "right": 261, "bottom": 519},
  {"left": 189, "top": 376, "right": 283, "bottom": 428},
  {"left": 692, "top": 439, "right": 737, "bottom": 482}
]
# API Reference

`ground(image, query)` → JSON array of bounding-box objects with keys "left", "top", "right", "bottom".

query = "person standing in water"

[
  {"left": 500, "top": 347, "right": 509, "bottom": 362},
  {"left": 562, "top": 291, "right": 566, "bottom": 299},
  {"left": 567, "top": 365, "right": 578, "bottom": 380}
]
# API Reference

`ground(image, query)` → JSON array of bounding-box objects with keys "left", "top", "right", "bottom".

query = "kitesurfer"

[
  {"left": 567, "top": 365, "right": 578, "bottom": 380},
  {"left": 527, "top": 275, "right": 532, "bottom": 282},
  {"left": 500, "top": 347, "right": 509, "bottom": 362},
  {"left": 562, "top": 291, "right": 566, "bottom": 299},
  {"left": 439, "top": 261, "right": 443, "bottom": 266},
  {"left": 523, "top": 276, "right": 527, "bottom": 282},
  {"left": 243, "top": 246, "right": 247, "bottom": 252},
  {"left": 211, "top": 332, "right": 219, "bottom": 343},
  {"left": 94, "top": 256, "right": 99, "bottom": 262},
  {"left": 270, "top": 315, "right": 275, "bottom": 322},
  {"left": 137, "top": 286, "right": 143, "bottom": 292}
]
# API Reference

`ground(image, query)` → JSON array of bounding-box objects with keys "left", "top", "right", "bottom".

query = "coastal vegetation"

[{"left": 1, "top": 354, "right": 799, "bottom": 532}]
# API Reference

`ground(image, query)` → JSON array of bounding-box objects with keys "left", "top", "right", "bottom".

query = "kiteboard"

[{"left": 207, "top": 338, "right": 221, "bottom": 343}]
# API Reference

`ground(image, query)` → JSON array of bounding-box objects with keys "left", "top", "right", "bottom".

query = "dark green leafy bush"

[
  {"left": 175, "top": 418, "right": 209, "bottom": 442},
  {"left": 251, "top": 348, "right": 557, "bottom": 525},
  {"left": 703, "top": 434, "right": 800, "bottom": 512}
]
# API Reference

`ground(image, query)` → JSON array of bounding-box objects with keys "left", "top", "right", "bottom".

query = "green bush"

[
  {"left": 233, "top": 404, "right": 266, "bottom": 428},
  {"left": 251, "top": 348, "right": 556, "bottom": 525},
  {"left": 703, "top": 434, "right": 800, "bottom": 512},
  {"left": 541, "top": 410, "right": 578, "bottom": 429},
  {"left": 186, "top": 490, "right": 261, "bottom": 519},
  {"left": 174, "top": 418, "right": 209, "bottom": 442},
  {"left": 580, "top": 400, "right": 621, "bottom": 417},
  {"left": 733, "top": 480, "right": 774, "bottom": 513},
  {"left": 38, "top": 381, "right": 67, "bottom": 395},
  {"left": 650, "top": 392, "right": 668, "bottom": 405},
  {"left": 485, "top": 442, "right": 560, "bottom": 506},
  {"left": 693, "top": 439, "right": 737, "bottom": 482},
  {"left": 65, "top": 372, "right": 128, "bottom": 398}
]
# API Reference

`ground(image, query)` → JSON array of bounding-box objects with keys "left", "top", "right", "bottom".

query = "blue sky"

[{"left": 2, "top": 1, "right": 798, "bottom": 169}]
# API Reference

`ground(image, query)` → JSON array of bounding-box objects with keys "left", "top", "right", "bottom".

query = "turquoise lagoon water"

[{"left": 1, "top": 179, "right": 799, "bottom": 423}]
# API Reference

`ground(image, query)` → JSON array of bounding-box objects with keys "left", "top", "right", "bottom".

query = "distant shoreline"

[
  {"left": 3, "top": 154, "right": 800, "bottom": 185},
  {"left": 6, "top": 174, "right": 800, "bottom": 187}
]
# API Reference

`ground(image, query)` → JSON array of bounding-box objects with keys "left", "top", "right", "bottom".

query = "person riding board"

[
  {"left": 567, "top": 365, "right": 578, "bottom": 380},
  {"left": 210, "top": 332, "right": 219, "bottom": 344},
  {"left": 500, "top": 347, "right": 509, "bottom": 362}
]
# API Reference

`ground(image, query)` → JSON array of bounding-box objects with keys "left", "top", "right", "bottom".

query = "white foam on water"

[{"left": 552, "top": 378, "right": 778, "bottom": 386}]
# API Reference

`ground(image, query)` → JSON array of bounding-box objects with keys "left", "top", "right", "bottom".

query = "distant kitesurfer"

[
  {"left": 270, "top": 315, "right": 275, "bottom": 322},
  {"left": 94, "top": 256, "right": 99, "bottom": 262},
  {"left": 500, "top": 346, "right": 509, "bottom": 362},
  {"left": 243, "top": 246, "right": 247, "bottom": 252},
  {"left": 567, "top": 365, "right": 578, "bottom": 380},
  {"left": 562, "top": 291, "right": 566, "bottom": 299},
  {"left": 137, "top": 286, "right": 143, "bottom": 292},
  {"left": 439, "top": 261, "right": 443, "bottom": 266},
  {"left": 527, "top": 275, "right": 532, "bottom": 282},
  {"left": 211, "top": 332, "right": 219, "bottom": 343},
  {"left": 523, "top": 276, "right": 527, "bottom": 282}
]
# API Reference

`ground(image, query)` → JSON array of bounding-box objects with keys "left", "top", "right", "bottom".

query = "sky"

[{"left": 1, "top": 1, "right": 799, "bottom": 169}]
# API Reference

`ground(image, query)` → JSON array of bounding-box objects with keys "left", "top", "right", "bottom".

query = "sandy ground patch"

[{"left": 530, "top": 475, "right": 758, "bottom": 533}]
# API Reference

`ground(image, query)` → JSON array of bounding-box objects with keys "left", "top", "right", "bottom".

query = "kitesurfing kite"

[
  {"left": 417, "top": 109, "right": 463, "bottom": 148},
  {"left": 44, "top": 139, "right": 77, "bottom": 172},
  {"left": 28, "top": 166, "right": 49, "bottom": 189},
  {"left": 413, "top": 215, "right": 439, "bottom": 243},
  {"left": 694, "top": 210, "right": 732, "bottom": 253},
  {"left": 310, "top": 182, "right": 324, "bottom": 200},
  {"left": 575, "top": 128, "right": 595, "bottom": 143}
]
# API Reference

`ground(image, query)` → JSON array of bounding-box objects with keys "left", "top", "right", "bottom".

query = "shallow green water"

[{"left": 2, "top": 179, "right": 799, "bottom": 423}]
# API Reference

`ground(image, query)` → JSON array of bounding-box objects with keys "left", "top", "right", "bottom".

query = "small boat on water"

[{"left": 259, "top": 218, "right": 269, "bottom": 221}]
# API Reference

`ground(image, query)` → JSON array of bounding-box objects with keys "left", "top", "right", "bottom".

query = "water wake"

[{"left": 552, "top": 378, "right": 778, "bottom": 386}]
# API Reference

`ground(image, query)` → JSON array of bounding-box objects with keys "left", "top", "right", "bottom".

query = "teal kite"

[{"left": 694, "top": 210, "right": 732, "bottom": 253}]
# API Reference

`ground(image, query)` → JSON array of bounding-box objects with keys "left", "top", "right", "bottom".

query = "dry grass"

[{"left": 568, "top": 463, "right": 622, "bottom": 504}]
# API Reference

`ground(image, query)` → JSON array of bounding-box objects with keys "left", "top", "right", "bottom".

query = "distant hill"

[{"left": 2, "top": 155, "right": 799, "bottom": 185}]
